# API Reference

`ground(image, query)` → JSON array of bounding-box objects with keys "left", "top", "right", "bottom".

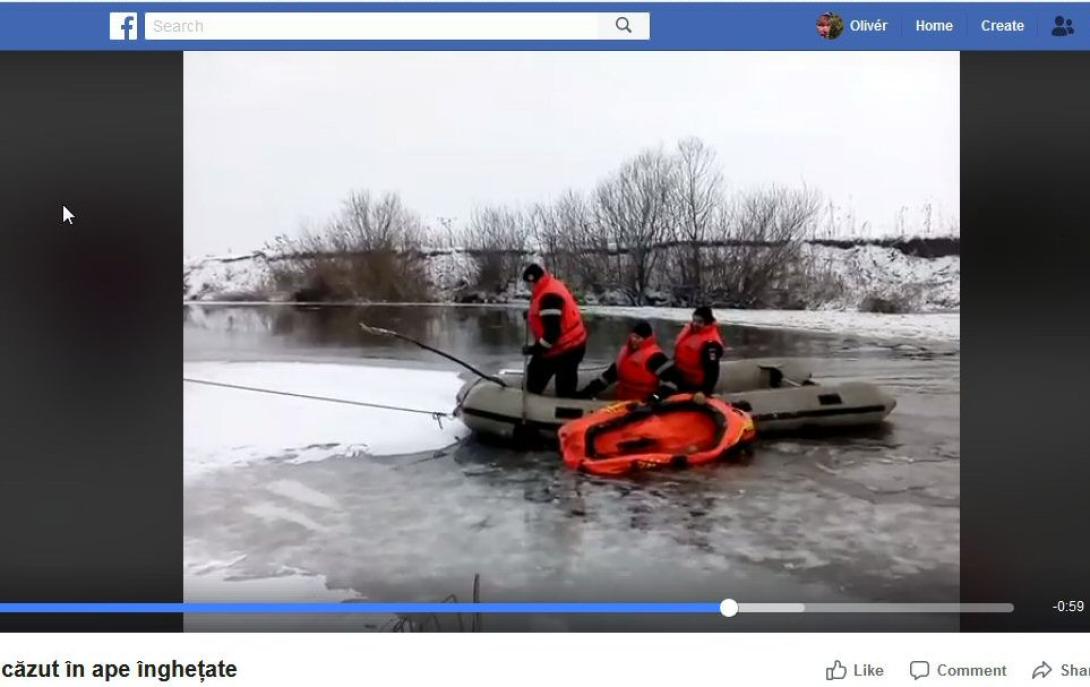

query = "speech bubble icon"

[{"left": 910, "top": 661, "right": 931, "bottom": 680}]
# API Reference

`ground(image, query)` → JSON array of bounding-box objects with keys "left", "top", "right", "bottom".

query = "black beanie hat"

[
  {"left": 632, "top": 320, "right": 653, "bottom": 338},
  {"left": 693, "top": 306, "right": 715, "bottom": 323},
  {"left": 522, "top": 263, "right": 545, "bottom": 281}
]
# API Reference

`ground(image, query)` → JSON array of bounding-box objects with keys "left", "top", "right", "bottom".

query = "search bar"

[{"left": 143, "top": 12, "right": 651, "bottom": 41}]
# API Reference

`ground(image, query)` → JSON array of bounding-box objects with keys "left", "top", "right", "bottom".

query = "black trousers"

[
  {"left": 526, "top": 345, "right": 586, "bottom": 397},
  {"left": 678, "top": 379, "right": 715, "bottom": 396}
]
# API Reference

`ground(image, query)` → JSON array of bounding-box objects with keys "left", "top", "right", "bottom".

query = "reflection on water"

[
  {"left": 183, "top": 303, "right": 960, "bottom": 632},
  {"left": 184, "top": 303, "right": 932, "bottom": 367}
]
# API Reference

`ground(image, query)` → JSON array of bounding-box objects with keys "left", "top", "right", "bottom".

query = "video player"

[{"left": 0, "top": 1, "right": 1088, "bottom": 683}]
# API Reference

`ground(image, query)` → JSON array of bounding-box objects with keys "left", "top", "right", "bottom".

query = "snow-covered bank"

[
  {"left": 801, "top": 243, "right": 959, "bottom": 311},
  {"left": 184, "top": 252, "right": 276, "bottom": 302},
  {"left": 184, "top": 241, "right": 961, "bottom": 312},
  {"left": 183, "top": 362, "right": 468, "bottom": 480},
  {"left": 586, "top": 306, "right": 959, "bottom": 344}
]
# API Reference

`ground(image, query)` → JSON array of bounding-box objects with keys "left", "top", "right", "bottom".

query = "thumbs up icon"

[{"left": 826, "top": 660, "right": 848, "bottom": 681}]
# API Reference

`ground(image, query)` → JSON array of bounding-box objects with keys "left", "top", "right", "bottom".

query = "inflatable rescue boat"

[
  {"left": 559, "top": 393, "right": 756, "bottom": 476},
  {"left": 454, "top": 358, "right": 895, "bottom": 441}
]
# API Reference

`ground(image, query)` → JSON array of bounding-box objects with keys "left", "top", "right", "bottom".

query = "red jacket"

[
  {"left": 527, "top": 274, "right": 587, "bottom": 358},
  {"left": 674, "top": 323, "right": 724, "bottom": 389},
  {"left": 615, "top": 336, "right": 666, "bottom": 401}
]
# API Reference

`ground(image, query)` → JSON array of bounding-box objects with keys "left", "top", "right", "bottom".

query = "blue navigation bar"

[{"left": 0, "top": 3, "right": 1085, "bottom": 50}]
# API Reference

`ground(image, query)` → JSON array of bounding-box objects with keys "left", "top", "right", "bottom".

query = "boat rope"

[{"left": 183, "top": 378, "right": 453, "bottom": 428}]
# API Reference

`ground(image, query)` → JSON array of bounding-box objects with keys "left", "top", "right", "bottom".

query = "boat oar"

[
  {"left": 520, "top": 317, "right": 532, "bottom": 427},
  {"left": 359, "top": 322, "right": 507, "bottom": 388}
]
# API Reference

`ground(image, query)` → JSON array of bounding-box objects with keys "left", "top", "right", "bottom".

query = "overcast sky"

[{"left": 184, "top": 51, "right": 959, "bottom": 257}]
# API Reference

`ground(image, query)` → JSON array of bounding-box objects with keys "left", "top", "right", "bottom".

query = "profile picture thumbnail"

[{"left": 817, "top": 12, "right": 845, "bottom": 40}]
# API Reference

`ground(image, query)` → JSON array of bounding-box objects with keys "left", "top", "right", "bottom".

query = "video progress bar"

[
  {"left": 736, "top": 603, "right": 1014, "bottom": 614},
  {"left": 0, "top": 602, "right": 1014, "bottom": 615}
]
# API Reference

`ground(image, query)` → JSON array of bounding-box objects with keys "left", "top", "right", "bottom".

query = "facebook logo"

[{"left": 109, "top": 13, "right": 138, "bottom": 40}]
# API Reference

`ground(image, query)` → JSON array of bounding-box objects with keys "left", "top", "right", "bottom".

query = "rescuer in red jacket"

[
  {"left": 673, "top": 306, "right": 726, "bottom": 395},
  {"left": 577, "top": 320, "right": 681, "bottom": 402},
  {"left": 522, "top": 264, "right": 588, "bottom": 397}
]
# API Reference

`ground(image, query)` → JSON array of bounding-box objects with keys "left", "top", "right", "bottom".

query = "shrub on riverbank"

[
  {"left": 185, "top": 137, "right": 958, "bottom": 310},
  {"left": 266, "top": 191, "right": 433, "bottom": 302},
  {"left": 185, "top": 238, "right": 960, "bottom": 311}
]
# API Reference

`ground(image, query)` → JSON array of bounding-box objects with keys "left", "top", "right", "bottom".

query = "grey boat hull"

[{"left": 454, "top": 358, "right": 895, "bottom": 440}]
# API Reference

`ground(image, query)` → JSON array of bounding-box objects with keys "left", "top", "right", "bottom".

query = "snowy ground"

[
  {"left": 802, "top": 243, "right": 960, "bottom": 311},
  {"left": 586, "top": 306, "right": 960, "bottom": 344},
  {"left": 183, "top": 252, "right": 277, "bottom": 301},
  {"left": 183, "top": 361, "right": 468, "bottom": 481},
  {"left": 184, "top": 242, "right": 961, "bottom": 312}
]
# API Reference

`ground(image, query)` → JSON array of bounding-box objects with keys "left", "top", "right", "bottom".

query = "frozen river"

[{"left": 183, "top": 303, "right": 960, "bottom": 631}]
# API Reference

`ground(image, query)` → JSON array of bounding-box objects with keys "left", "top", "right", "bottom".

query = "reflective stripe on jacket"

[
  {"left": 674, "top": 323, "right": 724, "bottom": 388},
  {"left": 527, "top": 273, "right": 587, "bottom": 357}
]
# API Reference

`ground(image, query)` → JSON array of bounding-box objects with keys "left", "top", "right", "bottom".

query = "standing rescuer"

[
  {"left": 522, "top": 263, "right": 588, "bottom": 397},
  {"left": 674, "top": 306, "right": 726, "bottom": 395},
  {"left": 577, "top": 319, "right": 681, "bottom": 402}
]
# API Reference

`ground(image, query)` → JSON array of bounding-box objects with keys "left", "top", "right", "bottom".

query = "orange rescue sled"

[{"left": 559, "top": 393, "right": 757, "bottom": 477}]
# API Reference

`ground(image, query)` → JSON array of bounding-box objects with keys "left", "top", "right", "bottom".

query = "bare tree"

[
  {"left": 462, "top": 204, "right": 527, "bottom": 292},
  {"left": 259, "top": 139, "right": 844, "bottom": 308},
  {"left": 435, "top": 216, "right": 459, "bottom": 250},
  {"left": 529, "top": 202, "right": 560, "bottom": 263},
  {"left": 671, "top": 137, "right": 724, "bottom": 303},
  {"left": 707, "top": 187, "right": 821, "bottom": 307},
  {"left": 334, "top": 190, "right": 424, "bottom": 251},
  {"left": 595, "top": 149, "right": 678, "bottom": 304},
  {"left": 530, "top": 190, "right": 610, "bottom": 292},
  {"left": 275, "top": 190, "right": 432, "bottom": 301}
]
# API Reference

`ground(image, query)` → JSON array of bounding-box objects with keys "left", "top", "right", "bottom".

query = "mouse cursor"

[{"left": 62, "top": 206, "right": 76, "bottom": 224}]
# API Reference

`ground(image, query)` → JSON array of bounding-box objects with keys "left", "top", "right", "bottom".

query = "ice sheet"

[
  {"left": 183, "top": 361, "right": 468, "bottom": 480},
  {"left": 585, "top": 305, "right": 959, "bottom": 344}
]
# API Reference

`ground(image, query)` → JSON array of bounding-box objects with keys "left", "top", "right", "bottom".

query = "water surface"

[{"left": 183, "top": 304, "right": 960, "bottom": 631}]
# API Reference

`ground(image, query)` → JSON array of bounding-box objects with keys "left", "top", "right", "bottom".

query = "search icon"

[{"left": 615, "top": 16, "right": 632, "bottom": 33}]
